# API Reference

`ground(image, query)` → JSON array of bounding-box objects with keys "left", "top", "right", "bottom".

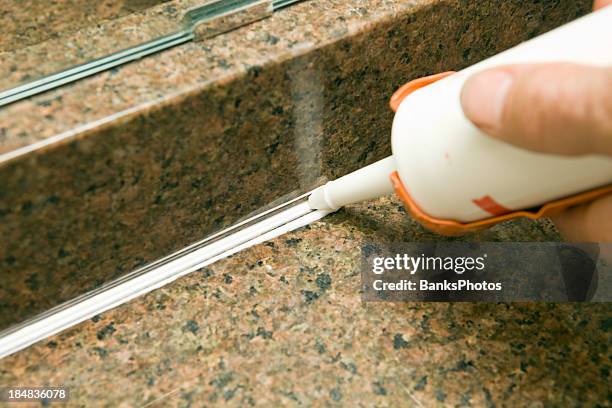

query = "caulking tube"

[{"left": 309, "top": 6, "right": 612, "bottom": 232}]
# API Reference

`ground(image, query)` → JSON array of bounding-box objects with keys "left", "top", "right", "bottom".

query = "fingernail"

[{"left": 461, "top": 69, "right": 514, "bottom": 131}]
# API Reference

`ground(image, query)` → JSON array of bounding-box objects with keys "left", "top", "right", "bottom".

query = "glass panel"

[
  {"left": 0, "top": 0, "right": 301, "bottom": 106},
  {"left": 1, "top": 1, "right": 171, "bottom": 53}
]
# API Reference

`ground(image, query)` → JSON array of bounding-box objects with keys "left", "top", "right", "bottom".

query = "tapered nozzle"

[
  {"left": 308, "top": 185, "right": 338, "bottom": 211},
  {"left": 307, "top": 156, "right": 396, "bottom": 211}
]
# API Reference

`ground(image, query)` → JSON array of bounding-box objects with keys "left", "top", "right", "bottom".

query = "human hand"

[{"left": 460, "top": 1, "right": 612, "bottom": 241}]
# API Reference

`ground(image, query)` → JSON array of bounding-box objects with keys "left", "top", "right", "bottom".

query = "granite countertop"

[
  {"left": 0, "top": 0, "right": 591, "bottom": 331},
  {"left": 1, "top": 0, "right": 609, "bottom": 405},
  {"left": 1, "top": 196, "right": 610, "bottom": 406}
]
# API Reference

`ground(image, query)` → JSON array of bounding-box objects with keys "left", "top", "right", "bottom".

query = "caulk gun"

[{"left": 308, "top": 6, "right": 612, "bottom": 235}]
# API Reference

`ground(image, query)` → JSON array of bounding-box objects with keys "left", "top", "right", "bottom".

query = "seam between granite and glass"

[{"left": 0, "top": 191, "right": 333, "bottom": 358}]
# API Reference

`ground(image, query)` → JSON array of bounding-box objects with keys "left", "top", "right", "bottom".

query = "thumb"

[
  {"left": 550, "top": 194, "right": 612, "bottom": 241},
  {"left": 460, "top": 63, "right": 612, "bottom": 156},
  {"left": 594, "top": 0, "right": 612, "bottom": 10}
]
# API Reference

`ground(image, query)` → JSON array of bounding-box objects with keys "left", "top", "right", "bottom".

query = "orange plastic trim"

[
  {"left": 389, "top": 71, "right": 455, "bottom": 112},
  {"left": 389, "top": 73, "right": 612, "bottom": 235},
  {"left": 390, "top": 171, "right": 612, "bottom": 236}
]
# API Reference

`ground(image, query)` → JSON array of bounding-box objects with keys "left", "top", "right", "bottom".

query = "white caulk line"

[{"left": 0, "top": 199, "right": 331, "bottom": 359}]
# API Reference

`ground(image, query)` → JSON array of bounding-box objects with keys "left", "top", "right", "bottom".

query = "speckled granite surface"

[
  {"left": 0, "top": 0, "right": 592, "bottom": 329},
  {"left": 1, "top": 196, "right": 610, "bottom": 407}
]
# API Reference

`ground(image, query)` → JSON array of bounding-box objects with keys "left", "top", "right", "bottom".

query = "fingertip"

[
  {"left": 460, "top": 69, "right": 514, "bottom": 134},
  {"left": 593, "top": 0, "right": 612, "bottom": 11},
  {"left": 463, "top": 63, "right": 612, "bottom": 156}
]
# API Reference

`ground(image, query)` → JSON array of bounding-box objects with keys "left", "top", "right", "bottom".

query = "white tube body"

[{"left": 392, "top": 7, "right": 612, "bottom": 222}]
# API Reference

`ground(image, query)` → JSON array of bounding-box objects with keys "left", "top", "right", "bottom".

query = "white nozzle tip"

[{"left": 308, "top": 186, "right": 336, "bottom": 211}]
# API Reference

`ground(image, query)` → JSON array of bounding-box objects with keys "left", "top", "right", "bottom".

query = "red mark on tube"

[{"left": 472, "top": 195, "right": 511, "bottom": 216}]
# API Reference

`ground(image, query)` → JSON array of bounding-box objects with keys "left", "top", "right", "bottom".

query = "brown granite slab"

[
  {"left": 0, "top": 196, "right": 609, "bottom": 406},
  {"left": 0, "top": 0, "right": 592, "bottom": 331}
]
